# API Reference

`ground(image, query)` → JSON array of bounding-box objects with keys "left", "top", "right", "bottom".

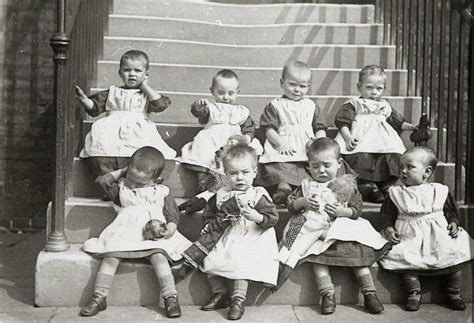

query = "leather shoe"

[
  {"left": 405, "top": 291, "right": 421, "bottom": 311},
  {"left": 320, "top": 292, "right": 336, "bottom": 315},
  {"left": 273, "top": 189, "right": 290, "bottom": 205},
  {"left": 200, "top": 293, "right": 230, "bottom": 311},
  {"left": 80, "top": 294, "right": 107, "bottom": 317},
  {"left": 447, "top": 294, "right": 466, "bottom": 311},
  {"left": 228, "top": 298, "right": 245, "bottom": 320},
  {"left": 364, "top": 292, "right": 384, "bottom": 314},
  {"left": 164, "top": 295, "right": 181, "bottom": 318}
]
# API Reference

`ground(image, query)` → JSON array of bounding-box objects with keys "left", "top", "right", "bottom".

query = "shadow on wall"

[{"left": 1, "top": 0, "right": 56, "bottom": 230}]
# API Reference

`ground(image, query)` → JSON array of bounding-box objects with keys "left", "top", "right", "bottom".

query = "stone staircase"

[{"left": 35, "top": 0, "right": 471, "bottom": 308}]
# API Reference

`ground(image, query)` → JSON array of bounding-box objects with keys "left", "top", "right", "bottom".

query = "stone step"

[
  {"left": 111, "top": 0, "right": 375, "bottom": 24},
  {"left": 35, "top": 243, "right": 472, "bottom": 307},
  {"left": 108, "top": 15, "right": 384, "bottom": 45},
  {"left": 97, "top": 63, "right": 409, "bottom": 96},
  {"left": 86, "top": 92, "right": 422, "bottom": 126},
  {"left": 103, "top": 38, "right": 396, "bottom": 69}
]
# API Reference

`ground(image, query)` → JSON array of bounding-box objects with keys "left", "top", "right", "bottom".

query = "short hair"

[
  {"left": 358, "top": 64, "right": 387, "bottom": 84},
  {"left": 129, "top": 146, "right": 165, "bottom": 180},
  {"left": 211, "top": 69, "right": 239, "bottom": 89},
  {"left": 282, "top": 61, "right": 311, "bottom": 80},
  {"left": 120, "top": 50, "right": 150, "bottom": 70},
  {"left": 221, "top": 143, "right": 258, "bottom": 171},
  {"left": 404, "top": 146, "right": 438, "bottom": 171},
  {"left": 306, "top": 137, "right": 341, "bottom": 160}
]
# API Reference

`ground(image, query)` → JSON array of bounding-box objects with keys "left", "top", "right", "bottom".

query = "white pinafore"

[
  {"left": 379, "top": 183, "right": 474, "bottom": 271},
  {"left": 200, "top": 187, "right": 279, "bottom": 285},
  {"left": 259, "top": 98, "right": 316, "bottom": 163},
  {"left": 334, "top": 97, "right": 406, "bottom": 155},
  {"left": 83, "top": 182, "right": 191, "bottom": 261},
  {"left": 80, "top": 86, "right": 176, "bottom": 159},
  {"left": 179, "top": 102, "right": 263, "bottom": 169}
]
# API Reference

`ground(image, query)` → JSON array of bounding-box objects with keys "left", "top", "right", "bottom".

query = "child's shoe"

[
  {"left": 358, "top": 183, "right": 384, "bottom": 203},
  {"left": 363, "top": 292, "right": 384, "bottom": 314},
  {"left": 228, "top": 298, "right": 245, "bottom": 320},
  {"left": 405, "top": 291, "right": 421, "bottom": 311},
  {"left": 273, "top": 189, "right": 290, "bottom": 205},
  {"left": 200, "top": 293, "right": 230, "bottom": 311},
  {"left": 80, "top": 294, "right": 107, "bottom": 316},
  {"left": 164, "top": 295, "right": 181, "bottom": 318},
  {"left": 447, "top": 293, "right": 466, "bottom": 311},
  {"left": 320, "top": 292, "right": 336, "bottom": 315}
]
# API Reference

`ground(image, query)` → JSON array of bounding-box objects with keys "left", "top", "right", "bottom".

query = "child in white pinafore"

[
  {"left": 256, "top": 61, "right": 327, "bottom": 205},
  {"left": 379, "top": 146, "right": 474, "bottom": 312},
  {"left": 76, "top": 50, "right": 176, "bottom": 180},
  {"left": 80, "top": 147, "right": 191, "bottom": 319},
  {"left": 273, "top": 138, "right": 390, "bottom": 315},
  {"left": 178, "top": 69, "right": 262, "bottom": 193},
  {"left": 333, "top": 65, "right": 417, "bottom": 203},
  {"left": 199, "top": 144, "right": 279, "bottom": 321}
]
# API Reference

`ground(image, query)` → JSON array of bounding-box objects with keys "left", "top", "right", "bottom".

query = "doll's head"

[
  {"left": 210, "top": 69, "right": 240, "bottom": 104},
  {"left": 125, "top": 146, "right": 165, "bottom": 189},
  {"left": 118, "top": 50, "right": 150, "bottom": 89},
  {"left": 327, "top": 174, "right": 358, "bottom": 203},
  {"left": 306, "top": 138, "right": 342, "bottom": 183},
  {"left": 399, "top": 146, "right": 437, "bottom": 187},
  {"left": 280, "top": 61, "right": 311, "bottom": 101},
  {"left": 221, "top": 144, "right": 258, "bottom": 192},
  {"left": 357, "top": 65, "right": 387, "bottom": 101}
]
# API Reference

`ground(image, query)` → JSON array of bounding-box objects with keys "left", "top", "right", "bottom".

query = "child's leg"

[
  {"left": 80, "top": 257, "right": 121, "bottom": 316},
  {"left": 228, "top": 279, "right": 248, "bottom": 320},
  {"left": 201, "top": 274, "right": 231, "bottom": 311},
  {"left": 445, "top": 270, "right": 466, "bottom": 311},
  {"left": 312, "top": 264, "right": 336, "bottom": 314},
  {"left": 352, "top": 266, "right": 383, "bottom": 314},
  {"left": 403, "top": 274, "right": 422, "bottom": 311},
  {"left": 149, "top": 253, "right": 181, "bottom": 318}
]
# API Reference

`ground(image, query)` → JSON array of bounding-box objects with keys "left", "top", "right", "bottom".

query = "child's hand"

[
  {"left": 277, "top": 144, "right": 296, "bottom": 156},
  {"left": 385, "top": 227, "right": 401, "bottom": 244},
  {"left": 239, "top": 200, "right": 264, "bottom": 223},
  {"left": 192, "top": 99, "right": 210, "bottom": 112},
  {"left": 138, "top": 77, "right": 149, "bottom": 90},
  {"left": 324, "top": 203, "right": 349, "bottom": 218},
  {"left": 75, "top": 85, "right": 88, "bottom": 101},
  {"left": 345, "top": 136, "right": 359, "bottom": 151},
  {"left": 447, "top": 222, "right": 459, "bottom": 238},
  {"left": 160, "top": 223, "right": 177, "bottom": 239},
  {"left": 298, "top": 196, "right": 319, "bottom": 211}
]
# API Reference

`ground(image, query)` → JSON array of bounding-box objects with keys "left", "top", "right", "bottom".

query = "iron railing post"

[{"left": 45, "top": 0, "right": 70, "bottom": 252}]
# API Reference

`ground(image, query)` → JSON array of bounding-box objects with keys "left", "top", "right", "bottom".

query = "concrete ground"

[{"left": 1, "top": 231, "right": 472, "bottom": 322}]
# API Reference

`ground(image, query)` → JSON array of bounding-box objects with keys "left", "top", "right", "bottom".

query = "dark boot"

[
  {"left": 447, "top": 293, "right": 466, "bottom": 311},
  {"left": 164, "top": 295, "right": 181, "bottom": 318},
  {"left": 200, "top": 293, "right": 230, "bottom": 311},
  {"left": 363, "top": 292, "right": 384, "bottom": 314},
  {"left": 228, "top": 298, "right": 245, "bottom": 320},
  {"left": 80, "top": 294, "right": 107, "bottom": 317},
  {"left": 320, "top": 292, "right": 336, "bottom": 315},
  {"left": 405, "top": 291, "right": 421, "bottom": 311}
]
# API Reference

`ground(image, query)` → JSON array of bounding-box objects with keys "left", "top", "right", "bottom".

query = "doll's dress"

[
  {"left": 83, "top": 181, "right": 191, "bottom": 261},
  {"left": 179, "top": 102, "right": 263, "bottom": 169},
  {"left": 334, "top": 97, "right": 406, "bottom": 155},
  {"left": 259, "top": 97, "right": 316, "bottom": 163},
  {"left": 80, "top": 85, "right": 176, "bottom": 159},
  {"left": 379, "top": 183, "right": 474, "bottom": 271},
  {"left": 200, "top": 186, "right": 278, "bottom": 285}
]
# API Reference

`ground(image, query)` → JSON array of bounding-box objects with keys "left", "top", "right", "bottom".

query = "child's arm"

[
  {"left": 287, "top": 186, "right": 320, "bottom": 214},
  {"left": 260, "top": 102, "right": 296, "bottom": 155},
  {"left": 94, "top": 168, "right": 127, "bottom": 204},
  {"left": 191, "top": 99, "right": 211, "bottom": 124},
  {"left": 239, "top": 116, "right": 255, "bottom": 144},
  {"left": 311, "top": 101, "right": 328, "bottom": 138},
  {"left": 387, "top": 108, "right": 417, "bottom": 132},
  {"left": 161, "top": 195, "right": 180, "bottom": 238},
  {"left": 444, "top": 192, "right": 460, "bottom": 238},
  {"left": 240, "top": 195, "right": 279, "bottom": 229},
  {"left": 380, "top": 196, "right": 401, "bottom": 244},
  {"left": 140, "top": 80, "right": 172, "bottom": 113},
  {"left": 324, "top": 189, "right": 363, "bottom": 219},
  {"left": 334, "top": 102, "right": 359, "bottom": 150},
  {"left": 75, "top": 86, "right": 109, "bottom": 117}
]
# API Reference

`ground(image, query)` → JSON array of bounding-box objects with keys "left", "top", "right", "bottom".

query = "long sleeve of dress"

[
  {"left": 287, "top": 186, "right": 304, "bottom": 215},
  {"left": 334, "top": 102, "right": 355, "bottom": 130},
  {"left": 148, "top": 94, "right": 172, "bottom": 113},
  {"left": 163, "top": 195, "right": 180, "bottom": 225},
  {"left": 86, "top": 90, "right": 110, "bottom": 117},
  {"left": 202, "top": 195, "right": 219, "bottom": 227},
  {"left": 240, "top": 116, "right": 256, "bottom": 139},
  {"left": 386, "top": 107, "right": 406, "bottom": 131},
  {"left": 310, "top": 100, "right": 328, "bottom": 133},
  {"left": 254, "top": 195, "right": 279, "bottom": 230},
  {"left": 259, "top": 102, "right": 280, "bottom": 133}
]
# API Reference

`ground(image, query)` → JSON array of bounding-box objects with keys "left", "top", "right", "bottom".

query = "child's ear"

[
  {"left": 337, "top": 157, "right": 343, "bottom": 168},
  {"left": 280, "top": 78, "right": 284, "bottom": 87},
  {"left": 423, "top": 166, "right": 433, "bottom": 179},
  {"left": 145, "top": 69, "right": 150, "bottom": 77}
]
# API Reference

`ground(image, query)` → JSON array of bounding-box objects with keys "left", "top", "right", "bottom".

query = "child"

[
  {"left": 275, "top": 138, "right": 391, "bottom": 315},
  {"left": 76, "top": 49, "right": 176, "bottom": 180},
  {"left": 80, "top": 147, "right": 191, "bottom": 318},
  {"left": 178, "top": 69, "right": 262, "bottom": 192},
  {"left": 333, "top": 65, "right": 418, "bottom": 203},
  {"left": 379, "top": 146, "right": 473, "bottom": 311},
  {"left": 257, "top": 61, "right": 327, "bottom": 205},
  {"left": 198, "top": 144, "right": 279, "bottom": 320}
]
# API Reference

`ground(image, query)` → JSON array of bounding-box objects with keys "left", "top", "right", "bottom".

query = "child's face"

[
  {"left": 280, "top": 69, "right": 311, "bottom": 101},
  {"left": 118, "top": 58, "right": 149, "bottom": 89},
  {"left": 399, "top": 152, "right": 432, "bottom": 187},
  {"left": 224, "top": 156, "right": 257, "bottom": 191},
  {"left": 211, "top": 77, "right": 239, "bottom": 104},
  {"left": 124, "top": 166, "right": 154, "bottom": 189},
  {"left": 308, "top": 150, "right": 342, "bottom": 183},
  {"left": 357, "top": 74, "right": 386, "bottom": 100}
]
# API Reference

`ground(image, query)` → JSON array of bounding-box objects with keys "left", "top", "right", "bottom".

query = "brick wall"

[{"left": 0, "top": 0, "right": 56, "bottom": 229}]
